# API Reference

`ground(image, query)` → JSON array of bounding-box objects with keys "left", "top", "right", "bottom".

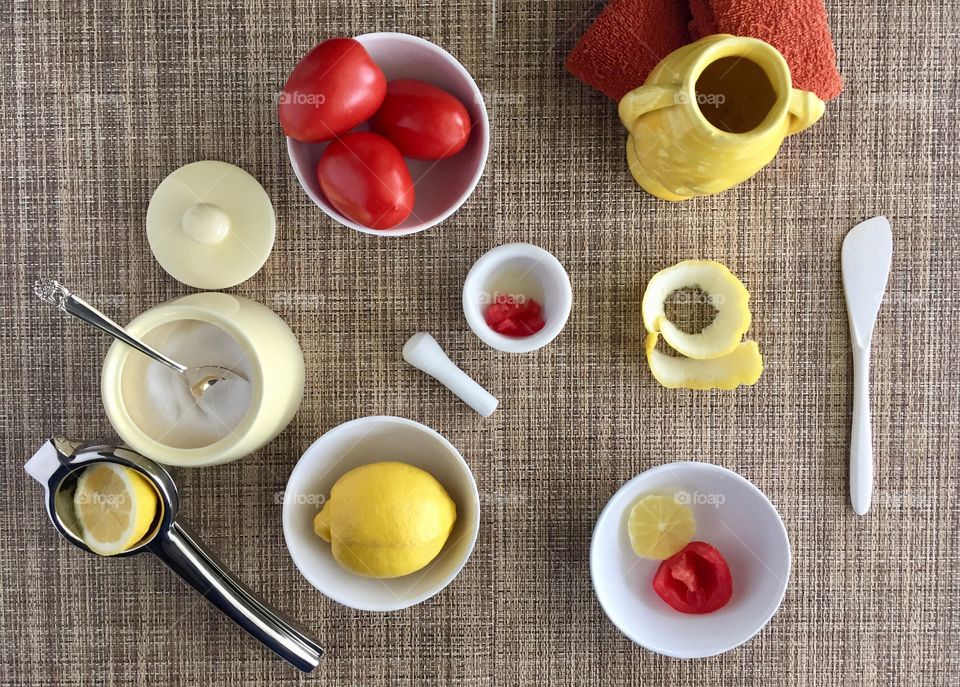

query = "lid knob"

[{"left": 182, "top": 203, "right": 230, "bottom": 245}]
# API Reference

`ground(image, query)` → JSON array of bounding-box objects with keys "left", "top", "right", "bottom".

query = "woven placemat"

[{"left": 1, "top": 1, "right": 958, "bottom": 685}]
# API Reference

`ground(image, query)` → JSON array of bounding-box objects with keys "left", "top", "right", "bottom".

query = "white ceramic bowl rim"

[
  {"left": 282, "top": 415, "right": 481, "bottom": 612},
  {"left": 590, "top": 461, "right": 791, "bottom": 658},
  {"left": 462, "top": 242, "right": 573, "bottom": 353}
]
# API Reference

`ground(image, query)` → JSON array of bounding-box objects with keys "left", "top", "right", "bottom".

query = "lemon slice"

[
  {"left": 627, "top": 493, "right": 696, "bottom": 560},
  {"left": 642, "top": 260, "right": 752, "bottom": 360},
  {"left": 73, "top": 464, "right": 158, "bottom": 556}
]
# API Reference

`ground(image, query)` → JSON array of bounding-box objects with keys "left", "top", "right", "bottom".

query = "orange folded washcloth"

[
  {"left": 565, "top": 0, "right": 842, "bottom": 102},
  {"left": 689, "top": 0, "right": 843, "bottom": 100},
  {"left": 564, "top": 0, "right": 692, "bottom": 101}
]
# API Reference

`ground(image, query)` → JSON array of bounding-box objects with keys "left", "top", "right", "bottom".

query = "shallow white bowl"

[
  {"left": 590, "top": 462, "right": 791, "bottom": 658},
  {"left": 282, "top": 416, "right": 480, "bottom": 612},
  {"left": 286, "top": 32, "right": 489, "bottom": 236},
  {"left": 463, "top": 243, "right": 572, "bottom": 353}
]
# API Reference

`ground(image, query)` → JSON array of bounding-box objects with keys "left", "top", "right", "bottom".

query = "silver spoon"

[
  {"left": 25, "top": 437, "right": 324, "bottom": 671},
  {"left": 33, "top": 278, "right": 244, "bottom": 400}
]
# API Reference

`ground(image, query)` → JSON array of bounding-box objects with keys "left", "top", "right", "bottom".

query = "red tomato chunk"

[
  {"left": 484, "top": 297, "right": 545, "bottom": 337},
  {"left": 652, "top": 541, "right": 733, "bottom": 614}
]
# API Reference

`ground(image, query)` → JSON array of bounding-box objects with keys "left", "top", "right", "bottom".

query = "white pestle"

[{"left": 403, "top": 332, "right": 498, "bottom": 417}]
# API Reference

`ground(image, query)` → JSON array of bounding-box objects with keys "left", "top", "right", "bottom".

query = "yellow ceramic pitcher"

[{"left": 619, "top": 35, "right": 825, "bottom": 201}]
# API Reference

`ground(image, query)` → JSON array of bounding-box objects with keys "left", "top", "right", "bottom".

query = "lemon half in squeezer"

[{"left": 73, "top": 463, "right": 159, "bottom": 556}]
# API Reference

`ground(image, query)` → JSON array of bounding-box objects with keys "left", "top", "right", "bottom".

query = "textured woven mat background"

[{"left": 1, "top": 1, "right": 958, "bottom": 685}]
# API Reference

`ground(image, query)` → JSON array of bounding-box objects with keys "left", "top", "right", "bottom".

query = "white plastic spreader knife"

[{"left": 841, "top": 216, "right": 893, "bottom": 515}]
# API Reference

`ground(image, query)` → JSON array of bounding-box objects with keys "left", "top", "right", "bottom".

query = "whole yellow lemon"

[{"left": 313, "top": 461, "right": 457, "bottom": 578}]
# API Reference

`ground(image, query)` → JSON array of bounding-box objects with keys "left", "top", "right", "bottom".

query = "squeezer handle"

[{"left": 151, "top": 521, "right": 323, "bottom": 672}]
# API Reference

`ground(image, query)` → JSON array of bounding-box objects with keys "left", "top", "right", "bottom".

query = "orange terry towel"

[
  {"left": 565, "top": 0, "right": 843, "bottom": 102},
  {"left": 564, "top": 0, "right": 692, "bottom": 102},
  {"left": 689, "top": 0, "right": 843, "bottom": 100}
]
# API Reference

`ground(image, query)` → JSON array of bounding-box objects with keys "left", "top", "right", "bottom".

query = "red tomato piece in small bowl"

[
  {"left": 316, "top": 132, "right": 415, "bottom": 230},
  {"left": 370, "top": 79, "right": 472, "bottom": 160},
  {"left": 484, "top": 297, "right": 546, "bottom": 338}
]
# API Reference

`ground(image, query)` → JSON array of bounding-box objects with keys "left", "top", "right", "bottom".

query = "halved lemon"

[
  {"left": 627, "top": 493, "right": 696, "bottom": 560},
  {"left": 73, "top": 464, "right": 158, "bottom": 556}
]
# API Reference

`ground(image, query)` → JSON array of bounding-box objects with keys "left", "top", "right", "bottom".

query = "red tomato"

[
  {"left": 652, "top": 541, "right": 733, "bottom": 614},
  {"left": 316, "top": 132, "right": 415, "bottom": 230},
  {"left": 369, "top": 79, "right": 471, "bottom": 160},
  {"left": 279, "top": 38, "right": 386, "bottom": 143}
]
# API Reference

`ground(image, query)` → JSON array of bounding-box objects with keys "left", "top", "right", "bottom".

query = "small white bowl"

[
  {"left": 282, "top": 416, "right": 480, "bottom": 612},
  {"left": 463, "top": 243, "right": 572, "bottom": 353},
  {"left": 590, "top": 462, "right": 790, "bottom": 658},
  {"left": 286, "top": 32, "right": 490, "bottom": 236}
]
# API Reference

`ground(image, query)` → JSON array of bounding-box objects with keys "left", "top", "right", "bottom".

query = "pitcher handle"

[
  {"left": 618, "top": 85, "right": 678, "bottom": 130},
  {"left": 786, "top": 89, "right": 825, "bottom": 136}
]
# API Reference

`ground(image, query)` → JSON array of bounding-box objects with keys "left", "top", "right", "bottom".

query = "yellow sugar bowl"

[
  {"left": 618, "top": 35, "right": 824, "bottom": 201},
  {"left": 101, "top": 292, "right": 304, "bottom": 467}
]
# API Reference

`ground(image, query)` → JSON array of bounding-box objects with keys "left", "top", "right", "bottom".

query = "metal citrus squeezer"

[{"left": 25, "top": 437, "right": 324, "bottom": 672}]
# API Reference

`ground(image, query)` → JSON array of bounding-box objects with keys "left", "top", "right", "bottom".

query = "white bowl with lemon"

[
  {"left": 590, "top": 461, "right": 790, "bottom": 658},
  {"left": 282, "top": 416, "right": 480, "bottom": 612}
]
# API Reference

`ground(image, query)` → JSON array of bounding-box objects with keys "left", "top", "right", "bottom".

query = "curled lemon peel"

[
  {"left": 641, "top": 260, "right": 751, "bottom": 360},
  {"left": 642, "top": 260, "right": 763, "bottom": 390},
  {"left": 645, "top": 333, "right": 763, "bottom": 390}
]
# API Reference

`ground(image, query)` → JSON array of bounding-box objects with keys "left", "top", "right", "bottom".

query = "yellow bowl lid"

[{"left": 146, "top": 161, "right": 275, "bottom": 290}]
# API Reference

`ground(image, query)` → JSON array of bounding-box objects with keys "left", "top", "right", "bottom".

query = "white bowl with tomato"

[
  {"left": 462, "top": 243, "right": 573, "bottom": 353},
  {"left": 281, "top": 33, "right": 489, "bottom": 236},
  {"left": 590, "top": 461, "right": 791, "bottom": 658}
]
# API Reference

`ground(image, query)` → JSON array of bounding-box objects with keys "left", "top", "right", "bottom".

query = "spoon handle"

[
  {"left": 152, "top": 521, "right": 324, "bottom": 672},
  {"left": 33, "top": 279, "right": 187, "bottom": 374},
  {"left": 849, "top": 345, "right": 873, "bottom": 515}
]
